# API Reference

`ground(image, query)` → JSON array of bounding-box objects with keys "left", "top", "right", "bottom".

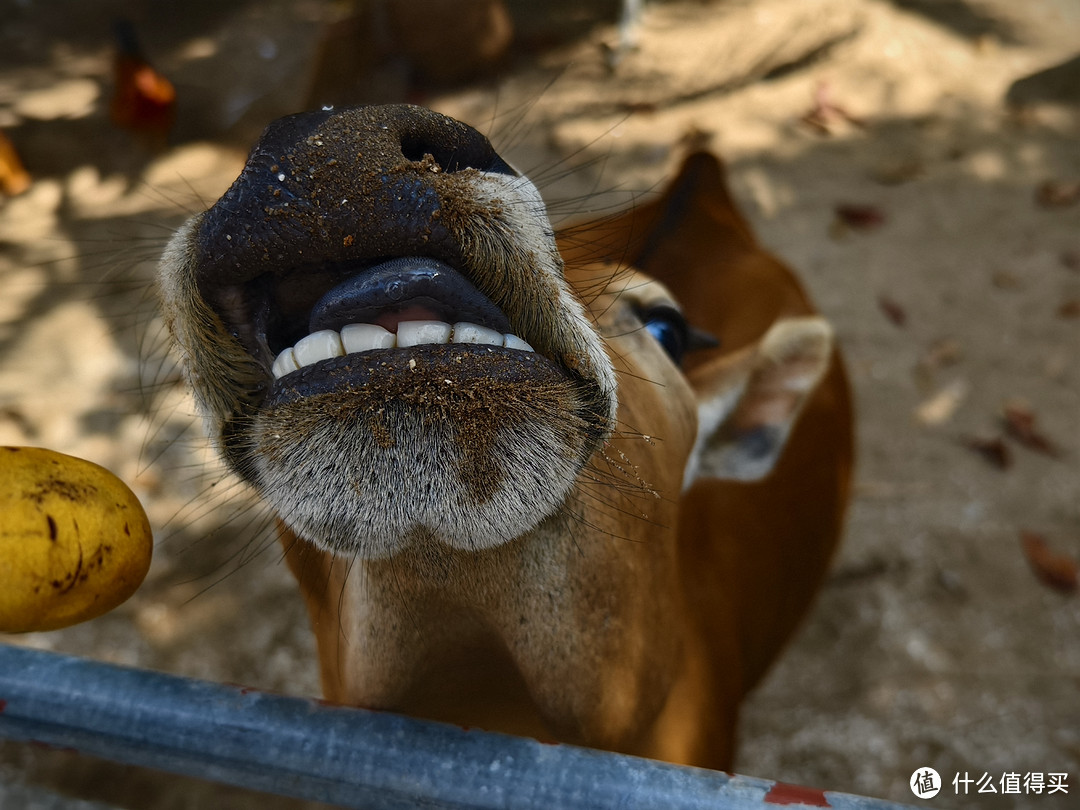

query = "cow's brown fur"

[{"left": 159, "top": 105, "right": 852, "bottom": 769}]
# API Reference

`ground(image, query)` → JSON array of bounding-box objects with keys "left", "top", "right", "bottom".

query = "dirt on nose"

[{"left": 193, "top": 104, "right": 515, "bottom": 290}]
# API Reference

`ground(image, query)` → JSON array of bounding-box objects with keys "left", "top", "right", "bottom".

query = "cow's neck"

[{"left": 279, "top": 479, "right": 704, "bottom": 753}]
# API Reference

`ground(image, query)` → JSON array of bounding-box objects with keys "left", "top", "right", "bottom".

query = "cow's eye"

[{"left": 640, "top": 305, "right": 689, "bottom": 365}]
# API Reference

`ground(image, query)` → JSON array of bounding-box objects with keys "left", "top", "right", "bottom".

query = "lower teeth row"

[{"left": 271, "top": 320, "right": 535, "bottom": 379}]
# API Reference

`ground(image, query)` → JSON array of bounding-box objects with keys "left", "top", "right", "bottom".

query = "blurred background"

[{"left": 0, "top": 1, "right": 1077, "bottom": 807}]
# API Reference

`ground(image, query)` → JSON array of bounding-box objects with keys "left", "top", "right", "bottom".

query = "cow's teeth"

[
  {"left": 452, "top": 322, "right": 503, "bottom": 346},
  {"left": 503, "top": 334, "right": 534, "bottom": 352},
  {"left": 341, "top": 323, "right": 395, "bottom": 354},
  {"left": 293, "top": 329, "right": 344, "bottom": 367},
  {"left": 397, "top": 320, "right": 453, "bottom": 348},
  {"left": 272, "top": 320, "right": 534, "bottom": 379},
  {"left": 271, "top": 347, "right": 300, "bottom": 378}
]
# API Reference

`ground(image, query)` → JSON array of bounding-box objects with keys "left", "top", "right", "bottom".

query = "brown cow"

[{"left": 158, "top": 104, "right": 852, "bottom": 769}]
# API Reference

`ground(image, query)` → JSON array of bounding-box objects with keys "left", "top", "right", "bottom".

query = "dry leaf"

[
  {"left": 878, "top": 295, "right": 907, "bottom": 327},
  {"left": 992, "top": 270, "right": 1023, "bottom": 290},
  {"left": 915, "top": 338, "right": 964, "bottom": 392},
  {"left": 1003, "top": 401, "right": 1060, "bottom": 457},
  {"left": 922, "top": 338, "right": 964, "bottom": 370},
  {"left": 619, "top": 100, "right": 659, "bottom": 115},
  {"left": 800, "top": 82, "right": 866, "bottom": 135},
  {"left": 1058, "top": 299, "right": 1080, "bottom": 319},
  {"left": 836, "top": 203, "right": 886, "bottom": 230},
  {"left": 963, "top": 435, "right": 1012, "bottom": 469},
  {"left": 916, "top": 379, "right": 968, "bottom": 426},
  {"left": 1036, "top": 179, "right": 1080, "bottom": 208},
  {"left": 1020, "top": 531, "right": 1078, "bottom": 594}
]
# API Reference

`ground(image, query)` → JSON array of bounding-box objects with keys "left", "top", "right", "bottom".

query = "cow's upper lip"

[{"left": 306, "top": 257, "right": 512, "bottom": 337}]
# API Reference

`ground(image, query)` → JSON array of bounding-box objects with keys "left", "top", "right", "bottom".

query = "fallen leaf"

[
  {"left": 914, "top": 338, "right": 964, "bottom": 392},
  {"left": 1020, "top": 531, "right": 1078, "bottom": 594},
  {"left": 922, "top": 338, "right": 964, "bottom": 370},
  {"left": 800, "top": 82, "right": 866, "bottom": 135},
  {"left": 1058, "top": 299, "right": 1080, "bottom": 319},
  {"left": 619, "top": 100, "right": 658, "bottom": 115},
  {"left": 962, "top": 435, "right": 1012, "bottom": 469},
  {"left": 836, "top": 203, "right": 886, "bottom": 230},
  {"left": 878, "top": 295, "right": 907, "bottom": 326},
  {"left": 916, "top": 379, "right": 968, "bottom": 426},
  {"left": 991, "top": 270, "right": 1023, "bottom": 290},
  {"left": 1035, "top": 179, "right": 1080, "bottom": 208},
  {"left": 1003, "top": 401, "right": 1060, "bottom": 457}
]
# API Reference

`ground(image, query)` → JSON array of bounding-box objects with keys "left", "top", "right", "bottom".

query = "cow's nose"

[{"left": 194, "top": 104, "right": 519, "bottom": 286}]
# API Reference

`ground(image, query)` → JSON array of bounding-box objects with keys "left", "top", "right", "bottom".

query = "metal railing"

[{"left": 0, "top": 643, "right": 916, "bottom": 809}]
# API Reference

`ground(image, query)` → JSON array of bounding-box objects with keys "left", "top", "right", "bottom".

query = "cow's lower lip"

[{"left": 264, "top": 342, "right": 567, "bottom": 409}]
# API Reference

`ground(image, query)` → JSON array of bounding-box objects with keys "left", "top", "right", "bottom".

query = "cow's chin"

[{"left": 248, "top": 343, "right": 604, "bottom": 558}]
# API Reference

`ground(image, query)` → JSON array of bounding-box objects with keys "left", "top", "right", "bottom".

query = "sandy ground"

[{"left": 0, "top": 0, "right": 1078, "bottom": 808}]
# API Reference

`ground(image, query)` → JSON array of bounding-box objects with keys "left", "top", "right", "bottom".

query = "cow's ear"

[{"left": 684, "top": 317, "right": 834, "bottom": 486}]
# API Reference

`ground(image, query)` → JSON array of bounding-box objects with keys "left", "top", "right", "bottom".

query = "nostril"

[
  {"left": 399, "top": 132, "right": 516, "bottom": 177},
  {"left": 400, "top": 134, "right": 447, "bottom": 168}
]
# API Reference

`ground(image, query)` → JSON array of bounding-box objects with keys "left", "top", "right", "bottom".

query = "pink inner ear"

[
  {"left": 732, "top": 360, "right": 818, "bottom": 431},
  {"left": 733, "top": 386, "right": 804, "bottom": 431},
  {"left": 687, "top": 318, "right": 832, "bottom": 484}
]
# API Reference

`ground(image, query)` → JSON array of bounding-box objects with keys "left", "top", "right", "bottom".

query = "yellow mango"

[{"left": 0, "top": 446, "right": 152, "bottom": 632}]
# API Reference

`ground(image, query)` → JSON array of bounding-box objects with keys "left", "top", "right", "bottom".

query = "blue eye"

[{"left": 641, "top": 306, "right": 688, "bottom": 364}]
